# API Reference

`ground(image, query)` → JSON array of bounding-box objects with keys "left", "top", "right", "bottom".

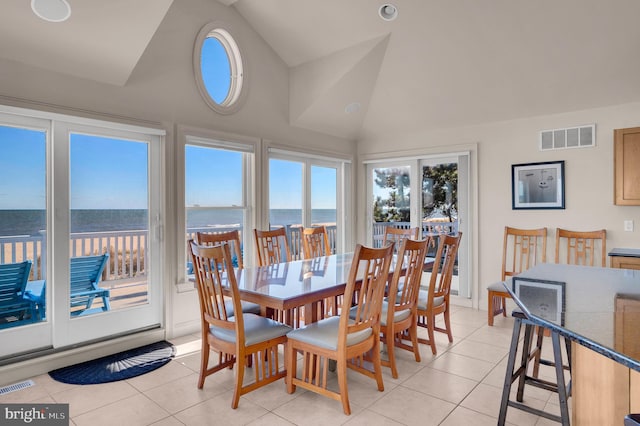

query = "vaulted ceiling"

[{"left": 2, "top": 0, "right": 640, "bottom": 141}]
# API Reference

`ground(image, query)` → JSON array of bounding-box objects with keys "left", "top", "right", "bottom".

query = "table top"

[
  {"left": 218, "top": 252, "right": 434, "bottom": 311},
  {"left": 235, "top": 253, "right": 355, "bottom": 306},
  {"left": 503, "top": 263, "right": 640, "bottom": 372}
]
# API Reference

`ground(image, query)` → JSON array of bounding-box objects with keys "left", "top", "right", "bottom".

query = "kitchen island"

[{"left": 503, "top": 263, "right": 640, "bottom": 425}]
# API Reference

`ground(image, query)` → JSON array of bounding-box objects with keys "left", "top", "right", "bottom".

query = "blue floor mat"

[{"left": 49, "top": 341, "right": 176, "bottom": 385}]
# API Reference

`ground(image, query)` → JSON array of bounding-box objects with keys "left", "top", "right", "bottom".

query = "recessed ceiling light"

[
  {"left": 345, "top": 102, "right": 361, "bottom": 114},
  {"left": 31, "top": 0, "right": 71, "bottom": 23},
  {"left": 379, "top": 4, "right": 398, "bottom": 21}
]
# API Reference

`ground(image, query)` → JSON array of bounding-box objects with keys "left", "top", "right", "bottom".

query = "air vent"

[
  {"left": 540, "top": 124, "right": 595, "bottom": 151},
  {"left": 0, "top": 380, "right": 34, "bottom": 395}
]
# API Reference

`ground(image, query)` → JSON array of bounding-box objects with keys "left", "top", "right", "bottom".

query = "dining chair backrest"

[
  {"left": 382, "top": 226, "right": 419, "bottom": 248},
  {"left": 387, "top": 238, "right": 430, "bottom": 316},
  {"left": 554, "top": 228, "right": 606, "bottom": 267},
  {"left": 254, "top": 228, "right": 291, "bottom": 266},
  {"left": 502, "top": 226, "right": 547, "bottom": 281},
  {"left": 339, "top": 243, "right": 395, "bottom": 350},
  {"left": 189, "top": 240, "right": 240, "bottom": 331},
  {"left": 302, "top": 226, "right": 331, "bottom": 259},
  {"left": 197, "top": 230, "right": 244, "bottom": 269},
  {"left": 425, "top": 233, "right": 462, "bottom": 311}
]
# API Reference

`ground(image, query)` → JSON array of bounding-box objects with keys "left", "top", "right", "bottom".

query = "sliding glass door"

[
  {"left": 367, "top": 153, "right": 471, "bottom": 298},
  {"left": 0, "top": 108, "right": 164, "bottom": 359}
]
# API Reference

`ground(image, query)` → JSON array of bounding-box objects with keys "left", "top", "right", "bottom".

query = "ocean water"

[{"left": 0, "top": 209, "right": 337, "bottom": 237}]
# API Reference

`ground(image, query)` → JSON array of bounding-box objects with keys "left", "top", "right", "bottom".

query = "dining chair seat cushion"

[
  {"left": 210, "top": 313, "right": 292, "bottom": 346},
  {"left": 347, "top": 302, "right": 410, "bottom": 327},
  {"left": 286, "top": 316, "right": 372, "bottom": 351},
  {"left": 224, "top": 300, "right": 262, "bottom": 316},
  {"left": 487, "top": 281, "right": 508, "bottom": 293},
  {"left": 417, "top": 290, "right": 444, "bottom": 311}
]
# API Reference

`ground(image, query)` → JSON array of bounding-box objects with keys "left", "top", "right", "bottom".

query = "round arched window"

[{"left": 194, "top": 24, "right": 245, "bottom": 114}]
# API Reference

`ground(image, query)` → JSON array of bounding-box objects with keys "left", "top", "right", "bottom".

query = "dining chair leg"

[
  {"left": 372, "top": 338, "right": 385, "bottom": 391},
  {"left": 386, "top": 331, "right": 399, "bottom": 379},
  {"left": 232, "top": 353, "right": 245, "bottom": 409},
  {"left": 427, "top": 316, "right": 437, "bottom": 355},
  {"left": 286, "top": 344, "right": 296, "bottom": 394},
  {"left": 409, "top": 321, "right": 421, "bottom": 362},
  {"left": 443, "top": 309, "right": 453, "bottom": 342},
  {"left": 337, "top": 358, "right": 351, "bottom": 415},
  {"left": 198, "top": 341, "right": 210, "bottom": 388}
]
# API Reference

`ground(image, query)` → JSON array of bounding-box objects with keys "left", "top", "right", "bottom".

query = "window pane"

[
  {"left": 269, "top": 159, "right": 303, "bottom": 228},
  {"left": 371, "top": 166, "right": 411, "bottom": 247},
  {"left": 201, "top": 37, "right": 232, "bottom": 105},
  {"left": 185, "top": 145, "right": 243, "bottom": 207},
  {"left": 70, "top": 133, "right": 149, "bottom": 316},
  {"left": 422, "top": 162, "right": 458, "bottom": 227},
  {"left": 185, "top": 144, "right": 247, "bottom": 269},
  {"left": 0, "top": 125, "right": 47, "bottom": 328},
  {"left": 422, "top": 161, "right": 459, "bottom": 294},
  {"left": 311, "top": 166, "right": 336, "bottom": 254},
  {"left": 311, "top": 166, "right": 336, "bottom": 225}
]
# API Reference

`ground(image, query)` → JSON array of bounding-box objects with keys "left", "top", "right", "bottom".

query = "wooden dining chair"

[
  {"left": 254, "top": 228, "right": 291, "bottom": 266},
  {"left": 379, "top": 237, "right": 430, "bottom": 378},
  {"left": 188, "top": 240, "right": 291, "bottom": 409},
  {"left": 416, "top": 232, "right": 462, "bottom": 354},
  {"left": 285, "top": 243, "right": 395, "bottom": 415},
  {"left": 196, "top": 230, "right": 261, "bottom": 316},
  {"left": 302, "top": 225, "right": 340, "bottom": 317},
  {"left": 382, "top": 226, "right": 419, "bottom": 248},
  {"left": 487, "top": 227, "right": 547, "bottom": 326},
  {"left": 302, "top": 226, "right": 331, "bottom": 259},
  {"left": 554, "top": 228, "right": 606, "bottom": 267},
  {"left": 196, "top": 230, "right": 244, "bottom": 268},
  {"left": 527, "top": 228, "right": 607, "bottom": 379}
]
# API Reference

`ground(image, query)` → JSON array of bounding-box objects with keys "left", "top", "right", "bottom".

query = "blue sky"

[{"left": 0, "top": 126, "right": 46, "bottom": 209}]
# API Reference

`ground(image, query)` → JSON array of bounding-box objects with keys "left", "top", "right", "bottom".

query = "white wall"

[{"left": 357, "top": 101, "right": 640, "bottom": 311}]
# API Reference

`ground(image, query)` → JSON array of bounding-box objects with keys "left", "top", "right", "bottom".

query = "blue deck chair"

[
  {"left": 70, "top": 254, "right": 110, "bottom": 316},
  {"left": 0, "top": 260, "right": 38, "bottom": 329}
]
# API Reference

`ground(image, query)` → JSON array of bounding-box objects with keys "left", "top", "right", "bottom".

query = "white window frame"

[
  {"left": 177, "top": 127, "right": 257, "bottom": 287},
  {"left": 267, "top": 147, "right": 351, "bottom": 254},
  {"left": 193, "top": 21, "right": 247, "bottom": 115}
]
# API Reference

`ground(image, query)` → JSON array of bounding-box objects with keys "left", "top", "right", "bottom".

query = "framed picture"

[
  {"left": 513, "top": 277, "right": 565, "bottom": 325},
  {"left": 512, "top": 161, "right": 565, "bottom": 209}
]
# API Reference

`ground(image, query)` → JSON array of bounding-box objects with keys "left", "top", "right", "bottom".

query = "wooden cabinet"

[
  {"left": 615, "top": 127, "right": 640, "bottom": 205},
  {"left": 572, "top": 343, "right": 639, "bottom": 425},
  {"left": 610, "top": 248, "right": 640, "bottom": 271},
  {"left": 612, "top": 256, "right": 640, "bottom": 270}
]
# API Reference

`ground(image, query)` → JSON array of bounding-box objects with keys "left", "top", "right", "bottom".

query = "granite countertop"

[
  {"left": 503, "top": 263, "right": 640, "bottom": 372},
  {"left": 609, "top": 247, "right": 640, "bottom": 258}
]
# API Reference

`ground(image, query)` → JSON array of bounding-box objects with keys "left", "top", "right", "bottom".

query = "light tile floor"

[{"left": 1, "top": 307, "right": 571, "bottom": 425}]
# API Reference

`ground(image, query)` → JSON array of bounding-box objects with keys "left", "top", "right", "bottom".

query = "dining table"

[
  {"left": 499, "top": 263, "right": 640, "bottom": 425},
  {"left": 214, "top": 252, "right": 435, "bottom": 327}
]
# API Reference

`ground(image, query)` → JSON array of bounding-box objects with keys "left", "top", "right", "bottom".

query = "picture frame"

[
  {"left": 512, "top": 160, "right": 565, "bottom": 209},
  {"left": 513, "top": 276, "right": 565, "bottom": 325}
]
